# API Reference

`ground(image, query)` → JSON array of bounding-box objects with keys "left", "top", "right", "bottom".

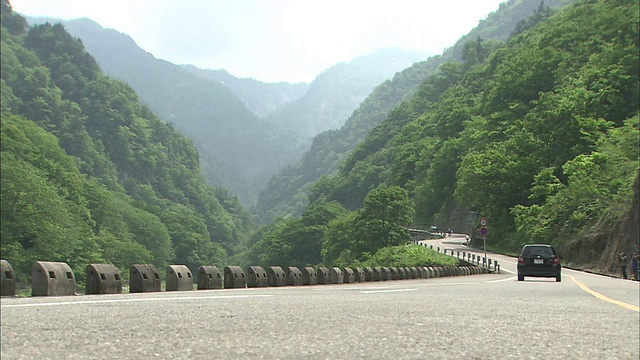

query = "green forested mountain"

[
  {"left": 180, "top": 65, "right": 309, "bottom": 119},
  {"left": 25, "top": 17, "right": 311, "bottom": 207},
  {"left": 244, "top": 0, "right": 639, "bottom": 272},
  {"left": 263, "top": 48, "right": 428, "bottom": 137},
  {"left": 254, "top": 0, "right": 575, "bottom": 224},
  {"left": 0, "top": 3, "right": 252, "bottom": 282}
]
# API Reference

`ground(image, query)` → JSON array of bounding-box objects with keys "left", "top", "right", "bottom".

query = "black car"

[{"left": 517, "top": 244, "right": 561, "bottom": 282}]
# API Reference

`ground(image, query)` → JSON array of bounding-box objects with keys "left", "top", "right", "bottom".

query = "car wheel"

[
  {"left": 518, "top": 274, "right": 524, "bottom": 281},
  {"left": 556, "top": 275, "right": 561, "bottom": 282}
]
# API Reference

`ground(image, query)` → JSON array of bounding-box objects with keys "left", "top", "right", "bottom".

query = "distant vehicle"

[
  {"left": 517, "top": 244, "right": 561, "bottom": 282},
  {"left": 429, "top": 226, "right": 439, "bottom": 233}
]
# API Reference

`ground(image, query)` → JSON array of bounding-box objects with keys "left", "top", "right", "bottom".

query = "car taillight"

[
  {"left": 518, "top": 256, "right": 525, "bottom": 264},
  {"left": 553, "top": 256, "right": 561, "bottom": 264}
]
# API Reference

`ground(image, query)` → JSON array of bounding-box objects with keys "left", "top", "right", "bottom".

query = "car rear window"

[{"left": 523, "top": 246, "right": 554, "bottom": 257}]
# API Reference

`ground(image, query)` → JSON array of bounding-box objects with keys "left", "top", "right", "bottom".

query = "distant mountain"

[
  {"left": 263, "top": 48, "right": 428, "bottom": 137},
  {"left": 181, "top": 66, "right": 309, "bottom": 119},
  {"left": 254, "top": 0, "right": 577, "bottom": 223},
  {"left": 26, "top": 17, "right": 311, "bottom": 207}
]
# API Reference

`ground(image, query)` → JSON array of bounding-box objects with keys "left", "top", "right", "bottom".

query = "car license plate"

[{"left": 534, "top": 259, "right": 544, "bottom": 264}]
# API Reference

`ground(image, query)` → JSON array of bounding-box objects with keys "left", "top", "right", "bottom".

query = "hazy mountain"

[
  {"left": 263, "top": 48, "right": 428, "bottom": 137},
  {"left": 25, "top": 17, "right": 311, "bottom": 207},
  {"left": 1, "top": 8, "right": 253, "bottom": 279},
  {"left": 180, "top": 66, "right": 309, "bottom": 119},
  {"left": 254, "top": 0, "right": 577, "bottom": 223}
]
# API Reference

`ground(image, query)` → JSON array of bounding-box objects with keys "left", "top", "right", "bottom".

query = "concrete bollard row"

[{"left": 1, "top": 256, "right": 494, "bottom": 297}]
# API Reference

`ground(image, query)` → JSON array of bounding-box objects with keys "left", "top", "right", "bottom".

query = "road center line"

[
  {"left": 360, "top": 288, "right": 417, "bottom": 294},
  {"left": 569, "top": 275, "right": 639, "bottom": 312},
  {"left": 1, "top": 294, "right": 273, "bottom": 308}
]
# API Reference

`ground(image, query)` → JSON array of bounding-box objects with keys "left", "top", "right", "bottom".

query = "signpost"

[{"left": 479, "top": 218, "right": 488, "bottom": 268}]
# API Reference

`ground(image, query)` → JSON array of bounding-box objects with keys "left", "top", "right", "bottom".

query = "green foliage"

[
  {"left": 322, "top": 185, "right": 414, "bottom": 264},
  {"left": 0, "top": 11, "right": 252, "bottom": 283},
  {"left": 304, "top": 0, "right": 639, "bottom": 265},
  {"left": 513, "top": 116, "right": 639, "bottom": 249},
  {"left": 254, "top": 0, "right": 576, "bottom": 224},
  {"left": 246, "top": 201, "right": 349, "bottom": 268},
  {"left": 359, "top": 245, "right": 460, "bottom": 268}
]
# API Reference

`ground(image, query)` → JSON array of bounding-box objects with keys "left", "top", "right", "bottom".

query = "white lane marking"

[
  {"left": 312, "top": 286, "right": 393, "bottom": 291},
  {"left": 361, "top": 288, "right": 417, "bottom": 294},
  {"left": 486, "top": 276, "right": 516, "bottom": 283},
  {"left": 1, "top": 294, "right": 273, "bottom": 308},
  {"left": 422, "top": 281, "right": 480, "bottom": 286}
]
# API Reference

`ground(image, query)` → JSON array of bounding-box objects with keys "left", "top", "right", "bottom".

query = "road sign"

[
  {"left": 480, "top": 227, "right": 488, "bottom": 236},
  {"left": 479, "top": 217, "right": 488, "bottom": 227}
]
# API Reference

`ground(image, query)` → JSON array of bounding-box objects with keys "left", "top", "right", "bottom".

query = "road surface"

[{"left": 2, "top": 236, "right": 638, "bottom": 359}]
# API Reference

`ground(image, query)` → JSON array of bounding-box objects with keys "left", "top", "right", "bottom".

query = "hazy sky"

[{"left": 11, "top": 0, "right": 506, "bottom": 83}]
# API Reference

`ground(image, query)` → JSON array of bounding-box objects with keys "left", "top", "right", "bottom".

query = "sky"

[{"left": 10, "top": 0, "right": 506, "bottom": 83}]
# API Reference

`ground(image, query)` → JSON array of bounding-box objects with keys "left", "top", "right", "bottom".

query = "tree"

[{"left": 351, "top": 185, "right": 414, "bottom": 257}]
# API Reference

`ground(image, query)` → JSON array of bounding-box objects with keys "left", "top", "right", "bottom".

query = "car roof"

[{"left": 522, "top": 244, "right": 552, "bottom": 248}]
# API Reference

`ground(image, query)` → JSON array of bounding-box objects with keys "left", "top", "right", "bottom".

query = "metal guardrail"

[{"left": 412, "top": 240, "right": 501, "bottom": 274}]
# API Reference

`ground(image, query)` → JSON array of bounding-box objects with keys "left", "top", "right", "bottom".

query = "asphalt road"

[{"left": 2, "top": 236, "right": 639, "bottom": 360}]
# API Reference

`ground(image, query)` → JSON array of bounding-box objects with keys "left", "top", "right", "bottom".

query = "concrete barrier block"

[
  {"left": 197, "top": 265, "right": 223, "bottom": 290},
  {"left": 363, "top": 267, "right": 374, "bottom": 282},
  {"left": 425, "top": 267, "right": 433, "bottom": 278},
  {"left": 1, "top": 259, "right": 16, "bottom": 297},
  {"left": 389, "top": 267, "right": 399, "bottom": 280},
  {"left": 247, "top": 266, "right": 268, "bottom": 288},
  {"left": 32, "top": 261, "right": 76, "bottom": 296},
  {"left": 409, "top": 267, "right": 418, "bottom": 279},
  {"left": 317, "top": 267, "right": 331, "bottom": 284},
  {"left": 129, "top": 264, "right": 161, "bottom": 293},
  {"left": 372, "top": 267, "right": 383, "bottom": 281},
  {"left": 267, "top": 266, "right": 287, "bottom": 287},
  {"left": 342, "top": 268, "right": 355, "bottom": 283},
  {"left": 397, "top": 267, "right": 407, "bottom": 280},
  {"left": 86, "top": 264, "right": 122, "bottom": 295},
  {"left": 166, "top": 265, "right": 193, "bottom": 291},
  {"left": 381, "top": 267, "right": 391, "bottom": 281},
  {"left": 330, "top": 267, "right": 343, "bottom": 284},
  {"left": 224, "top": 266, "right": 246, "bottom": 288},
  {"left": 302, "top": 267, "right": 317, "bottom": 285},
  {"left": 354, "top": 267, "right": 365, "bottom": 282},
  {"left": 287, "top": 267, "right": 303, "bottom": 286}
]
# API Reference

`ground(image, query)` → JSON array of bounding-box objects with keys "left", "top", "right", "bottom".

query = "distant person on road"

[
  {"left": 631, "top": 251, "right": 638, "bottom": 281},
  {"left": 617, "top": 252, "right": 628, "bottom": 279}
]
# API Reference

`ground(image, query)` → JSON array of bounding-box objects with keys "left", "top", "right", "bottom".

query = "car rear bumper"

[{"left": 517, "top": 266, "right": 561, "bottom": 277}]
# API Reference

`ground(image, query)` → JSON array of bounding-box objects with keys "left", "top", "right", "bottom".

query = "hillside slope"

[
  {"left": 310, "top": 0, "right": 639, "bottom": 270},
  {"left": 255, "top": 0, "right": 576, "bottom": 223},
  {"left": 1, "top": 4, "right": 252, "bottom": 281},
  {"left": 26, "top": 17, "right": 310, "bottom": 207}
]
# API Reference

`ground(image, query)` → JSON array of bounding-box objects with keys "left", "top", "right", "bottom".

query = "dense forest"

[
  {"left": 243, "top": 0, "right": 639, "bottom": 272},
  {"left": 27, "top": 17, "right": 428, "bottom": 208},
  {"left": 1, "top": 0, "right": 637, "bottom": 284},
  {"left": 254, "top": 0, "right": 576, "bottom": 224},
  {"left": 0, "top": 1, "right": 253, "bottom": 282},
  {"left": 23, "top": 16, "right": 311, "bottom": 207}
]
